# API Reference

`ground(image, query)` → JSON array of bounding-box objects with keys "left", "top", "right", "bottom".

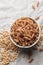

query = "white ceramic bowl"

[{"left": 10, "top": 18, "right": 41, "bottom": 48}]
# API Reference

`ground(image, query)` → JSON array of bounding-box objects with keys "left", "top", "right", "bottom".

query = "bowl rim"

[{"left": 10, "top": 17, "right": 41, "bottom": 48}]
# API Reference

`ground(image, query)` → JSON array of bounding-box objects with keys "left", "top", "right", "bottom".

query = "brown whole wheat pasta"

[
  {"left": 10, "top": 17, "right": 39, "bottom": 47},
  {"left": 37, "top": 1, "right": 40, "bottom": 7}
]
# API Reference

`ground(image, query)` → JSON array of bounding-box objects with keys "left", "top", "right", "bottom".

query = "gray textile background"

[{"left": 0, "top": 0, "right": 43, "bottom": 65}]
